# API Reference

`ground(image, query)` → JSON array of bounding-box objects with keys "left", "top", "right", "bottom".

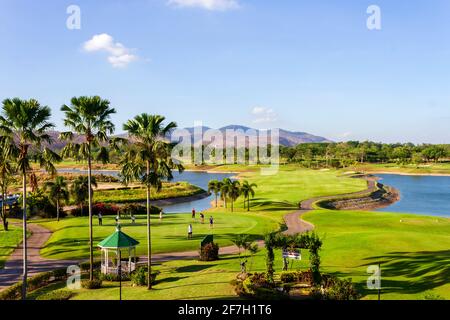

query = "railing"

[{"left": 101, "top": 262, "right": 136, "bottom": 274}]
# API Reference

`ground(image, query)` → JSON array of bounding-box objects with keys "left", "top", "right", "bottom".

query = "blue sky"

[{"left": 1, "top": 0, "right": 450, "bottom": 143}]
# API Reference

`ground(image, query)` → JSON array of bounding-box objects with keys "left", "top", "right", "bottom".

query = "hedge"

[{"left": 0, "top": 268, "right": 67, "bottom": 300}]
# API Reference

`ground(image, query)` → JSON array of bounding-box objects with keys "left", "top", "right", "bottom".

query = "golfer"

[{"left": 188, "top": 224, "right": 193, "bottom": 239}]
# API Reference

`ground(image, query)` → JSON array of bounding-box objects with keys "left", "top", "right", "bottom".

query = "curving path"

[
  {"left": 0, "top": 177, "right": 378, "bottom": 291},
  {"left": 0, "top": 224, "right": 77, "bottom": 290},
  {"left": 283, "top": 177, "right": 378, "bottom": 235}
]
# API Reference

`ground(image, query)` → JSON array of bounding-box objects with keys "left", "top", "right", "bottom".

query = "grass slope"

[
  {"left": 304, "top": 209, "right": 450, "bottom": 300},
  {"left": 0, "top": 225, "right": 22, "bottom": 269}
]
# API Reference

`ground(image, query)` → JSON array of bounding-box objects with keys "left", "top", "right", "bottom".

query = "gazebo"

[{"left": 98, "top": 224, "right": 140, "bottom": 275}]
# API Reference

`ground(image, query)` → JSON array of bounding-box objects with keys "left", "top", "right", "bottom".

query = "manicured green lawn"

[
  {"left": 37, "top": 212, "right": 283, "bottom": 260},
  {"left": 29, "top": 248, "right": 300, "bottom": 300},
  {"left": 0, "top": 225, "right": 22, "bottom": 269},
  {"left": 304, "top": 209, "right": 450, "bottom": 300},
  {"left": 353, "top": 162, "right": 450, "bottom": 175},
  {"left": 237, "top": 166, "right": 367, "bottom": 208}
]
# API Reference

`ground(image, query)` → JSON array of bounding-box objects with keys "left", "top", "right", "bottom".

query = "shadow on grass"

[
  {"left": 155, "top": 276, "right": 188, "bottom": 285},
  {"left": 358, "top": 250, "right": 450, "bottom": 296},
  {"left": 250, "top": 198, "right": 297, "bottom": 211},
  {"left": 175, "top": 264, "right": 217, "bottom": 273}
]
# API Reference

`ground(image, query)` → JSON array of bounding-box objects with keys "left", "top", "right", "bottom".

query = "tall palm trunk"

[
  {"left": 215, "top": 193, "right": 218, "bottom": 207},
  {"left": 2, "top": 191, "right": 7, "bottom": 231},
  {"left": 22, "top": 172, "right": 27, "bottom": 300},
  {"left": 87, "top": 140, "right": 94, "bottom": 281},
  {"left": 146, "top": 160, "right": 152, "bottom": 290},
  {"left": 56, "top": 199, "right": 60, "bottom": 222},
  {"left": 231, "top": 199, "right": 234, "bottom": 212},
  {"left": 247, "top": 197, "right": 250, "bottom": 212}
]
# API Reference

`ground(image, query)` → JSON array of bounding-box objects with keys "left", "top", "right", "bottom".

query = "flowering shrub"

[{"left": 199, "top": 242, "right": 219, "bottom": 261}]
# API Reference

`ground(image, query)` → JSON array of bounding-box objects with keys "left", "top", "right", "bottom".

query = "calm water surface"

[
  {"left": 376, "top": 174, "right": 450, "bottom": 217},
  {"left": 57, "top": 169, "right": 233, "bottom": 213}
]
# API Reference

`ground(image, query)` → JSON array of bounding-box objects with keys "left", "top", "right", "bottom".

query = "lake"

[
  {"left": 376, "top": 174, "right": 450, "bottom": 217},
  {"left": 57, "top": 169, "right": 234, "bottom": 213}
]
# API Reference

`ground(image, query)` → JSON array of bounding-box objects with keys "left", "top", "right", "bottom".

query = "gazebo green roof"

[{"left": 98, "top": 225, "right": 140, "bottom": 249}]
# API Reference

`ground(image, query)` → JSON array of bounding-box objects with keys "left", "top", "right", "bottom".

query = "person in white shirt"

[
  {"left": 98, "top": 212, "right": 103, "bottom": 226},
  {"left": 188, "top": 224, "right": 193, "bottom": 239}
]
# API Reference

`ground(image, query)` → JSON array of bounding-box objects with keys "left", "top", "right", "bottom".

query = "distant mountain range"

[
  {"left": 179, "top": 125, "right": 331, "bottom": 147},
  {"left": 45, "top": 126, "right": 330, "bottom": 149}
]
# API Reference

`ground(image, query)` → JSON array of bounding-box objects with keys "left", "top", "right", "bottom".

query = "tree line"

[
  {"left": 208, "top": 178, "right": 257, "bottom": 212},
  {"left": 280, "top": 141, "right": 450, "bottom": 168}
]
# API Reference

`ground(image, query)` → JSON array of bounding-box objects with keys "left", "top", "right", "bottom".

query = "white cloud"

[
  {"left": 251, "top": 106, "right": 277, "bottom": 124},
  {"left": 83, "top": 33, "right": 138, "bottom": 68},
  {"left": 167, "top": 0, "right": 239, "bottom": 11}
]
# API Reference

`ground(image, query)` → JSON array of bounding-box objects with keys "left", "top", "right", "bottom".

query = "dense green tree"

[
  {"left": 44, "top": 176, "right": 70, "bottom": 222},
  {"left": 0, "top": 98, "right": 60, "bottom": 299},
  {"left": 121, "top": 114, "right": 183, "bottom": 290},
  {"left": 60, "top": 96, "right": 117, "bottom": 281}
]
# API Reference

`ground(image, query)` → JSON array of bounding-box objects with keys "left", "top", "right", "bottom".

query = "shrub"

[
  {"left": 71, "top": 203, "right": 119, "bottom": 217},
  {"left": 312, "top": 275, "right": 360, "bottom": 300},
  {"left": 81, "top": 279, "right": 103, "bottom": 289},
  {"left": 93, "top": 203, "right": 120, "bottom": 216},
  {"left": 122, "top": 203, "right": 146, "bottom": 216},
  {"left": 297, "top": 270, "right": 313, "bottom": 285},
  {"left": 23, "top": 189, "right": 58, "bottom": 218},
  {"left": 280, "top": 272, "right": 297, "bottom": 283},
  {"left": 199, "top": 242, "right": 219, "bottom": 261},
  {"left": 423, "top": 292, "right": 445, "bottom": 300},
  {"left": 27, "top": 272, "right": 52, "bottom": 291},
  {"left": 0, "top": 269, "right": 69, "bottom": 300},
  {"left": 0, "top": 282, "right": 23, "bottom": 300},
  {"left": 131, "top": 267, "right": 159, "bottom": 287},
  {"left": 36, "top": 290, "right": 74, "bottom": 301},
  {"left": 52, "top": 268, "right": 68, "bottom": 281},
  {"left": 280, "top": 270, "right": 313, "bottom": 285},
  {"left": 79, "top": 261, "right": 102, "bottom": 272},
  {"left": 99, "top": 273, "right": 131, "bottom": 282},
  {"left": 241, "top": 273, "right": 286, "bottom": 300}
]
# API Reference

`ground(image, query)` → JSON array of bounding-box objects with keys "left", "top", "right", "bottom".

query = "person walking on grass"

[
  {"left": 192, "top": 208, "right": 196, "bottom": 219},
  {"left": 200, "top": 213, "right": 205, "bottom": 224},
  {"left": 209, "top": 216, "right": 214, "bottom": 229},
  {"left": 98, "top": 212, "right": 103, "bottom": 226},
  {"left": 160, "top": 209, "right": 164, "bottom": 221},
  {"left": 131, "top": 214, "right": 136, "bottom": 224},
  {"left": 188, "top": 224, "right": 193, "bottom": 239}
]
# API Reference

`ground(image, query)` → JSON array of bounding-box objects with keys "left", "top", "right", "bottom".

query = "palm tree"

[
  {"left": 70, "top": 175, "right": 97, "bottom": 217},
  {"left": 60, "top": 96, "right": 116, "bottom": 281},
  {"left": 121, "top": 114, "right": 183, "bottom": 290},
  {"left": 240, "top": 180, "right": 257, "bottom": 211},
  {"left": 228, "top": 180, "right": 241, "bottom": 212},
  {"left": 0, "top": 98, "right": 59, "bottom": 299},
  {"left": 44, "top": 176, "right": 69, "bottom": 222},
  {"left": 207, "top": 180, "right": 222, "bottom": 207},
  {"left": 0, "top": 136, "right": 16, "bottom": 231},
  {"left": 220, "top": 178, "right": 232, "bottom": 209}
]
